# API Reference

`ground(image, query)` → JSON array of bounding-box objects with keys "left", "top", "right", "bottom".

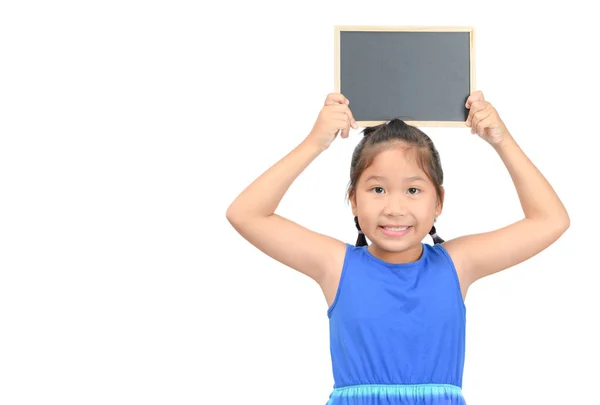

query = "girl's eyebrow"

[
  {"left": 365, "top": 175, "right": 386, "bottom": 182},
  {"left": 365, "top": 175, "right": 427, "bottom": 182},
  {"left": 405, "top": 176, "right": 427, "bottom": 182}
]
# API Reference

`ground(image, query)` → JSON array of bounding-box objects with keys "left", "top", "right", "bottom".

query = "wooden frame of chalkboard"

[{"left": 334, "top": 26, "right": 475, "bottom": 127}]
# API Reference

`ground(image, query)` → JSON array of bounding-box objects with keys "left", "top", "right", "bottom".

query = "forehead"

[{"left": 362, "top": 146, "right": 426, "bottom": 179}]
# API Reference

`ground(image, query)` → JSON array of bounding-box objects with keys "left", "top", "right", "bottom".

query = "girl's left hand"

[{"left": 465, "top": 90, "right": 509, "bottom": 146}]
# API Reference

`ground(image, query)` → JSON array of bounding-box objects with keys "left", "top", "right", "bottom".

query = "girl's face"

[{"left": 350, "top": 145, "right": 443, "bottom": 264}]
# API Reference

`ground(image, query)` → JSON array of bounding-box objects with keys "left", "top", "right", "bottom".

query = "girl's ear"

[
  {"left": 350, "top": 194, "right": 357, "bottom": 216},
  {"left": 436, "top": 186, "right": 445, "bottom": 217}
]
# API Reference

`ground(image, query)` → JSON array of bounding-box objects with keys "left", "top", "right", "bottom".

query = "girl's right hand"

[{"left": 305, "top": 93, "right": 358, "bottom": 151}]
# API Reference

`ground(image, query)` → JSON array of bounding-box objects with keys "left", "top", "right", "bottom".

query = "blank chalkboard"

[{"left": 334, "top": 26, "right": 475, "bottom": 127}]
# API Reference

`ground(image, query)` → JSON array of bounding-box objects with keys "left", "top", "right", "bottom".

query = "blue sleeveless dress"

[{"left": 326, "top": 242, "right": 467, "bottom": 404}]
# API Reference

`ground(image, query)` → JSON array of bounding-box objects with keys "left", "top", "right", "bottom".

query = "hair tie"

[{"left": 429, "top": 225, "right": 444, "bottom": 244}]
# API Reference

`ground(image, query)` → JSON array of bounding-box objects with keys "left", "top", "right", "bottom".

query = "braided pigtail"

[{"left": 354, "top": 216, "right": 368, "bottom": 247}]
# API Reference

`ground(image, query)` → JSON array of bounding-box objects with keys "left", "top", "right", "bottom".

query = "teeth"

[{"left": 383, "top": 226, "right": 408, "bottom": 231}]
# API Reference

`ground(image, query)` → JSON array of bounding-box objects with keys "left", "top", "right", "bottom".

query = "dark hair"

[{"left": 347, "top": 118, "right": 445, "bottom": 246}]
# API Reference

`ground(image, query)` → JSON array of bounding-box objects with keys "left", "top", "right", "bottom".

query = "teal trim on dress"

[{"left": 329, "top": 383, "right": 463, "bottom": 398}]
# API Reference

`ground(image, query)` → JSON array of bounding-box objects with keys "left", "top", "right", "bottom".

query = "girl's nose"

[{"left": 382, "top": 196, "right": 408, "bottom": 217}]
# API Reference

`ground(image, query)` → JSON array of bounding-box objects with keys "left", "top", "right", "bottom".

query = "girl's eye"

[
  {"left": 407, "top": 187, "right": 420, "bottom": 195},
  {"left": 372, "top": 187, "right": 385, "bottom": 194}
]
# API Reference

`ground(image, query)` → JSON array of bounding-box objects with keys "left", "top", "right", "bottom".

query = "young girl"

[{"left": 226, "top": 91, "right": 569, "bottom": 404}]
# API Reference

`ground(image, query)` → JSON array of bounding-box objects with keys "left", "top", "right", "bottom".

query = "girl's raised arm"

[
  {"left": 226, "top": 93, "right": 357, "bottom": 290},
  {"left": 444, "top": 91, "right": 570, "bottom": 288}
]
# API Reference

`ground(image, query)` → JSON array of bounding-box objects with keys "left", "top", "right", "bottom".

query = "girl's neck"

[{"left": 367, "top": 243, "right": 424, "bottom": 265}]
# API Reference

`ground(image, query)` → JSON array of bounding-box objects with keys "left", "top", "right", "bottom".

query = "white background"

[{"left": 1, "top": 1, "right": 598, "bottom": 404}]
